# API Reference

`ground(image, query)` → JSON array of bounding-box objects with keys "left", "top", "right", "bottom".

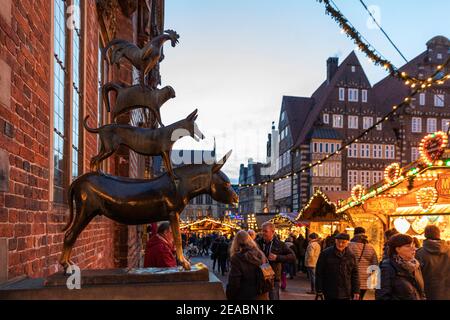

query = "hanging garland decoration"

[
  {"left": 351, "top": 185, "right": 366, "bottom": 202},
  {"left": 419, "top": 131, "right": 448, "bottom": 166},
  {"left": 238, "top": 5, "right": 450, "bottom": 189},
  {"left": 317, "top": 0, "right": 450, "bottom": 87},
  {"left": 416, "top": 187, "right": 438, "bottom": 212},
  {"left": 384, "top": 163, "right": 401, "bottom": 184}
]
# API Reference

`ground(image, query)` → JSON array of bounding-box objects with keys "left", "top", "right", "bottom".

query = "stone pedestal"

[{"left": 0, "top": 263, "right": 225, "bottom": 300}]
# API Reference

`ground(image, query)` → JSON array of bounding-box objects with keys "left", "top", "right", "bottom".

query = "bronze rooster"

[{"left": 103, "top": 29, "right": 180, "bottom": 85}]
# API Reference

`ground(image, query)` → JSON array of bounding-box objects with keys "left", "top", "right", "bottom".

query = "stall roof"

[
  {"left": 297, "top": 190, "right": 352, "bottom": 223},
  {"left": 180, "top": 218, "right": 241, "bottom": 232}
]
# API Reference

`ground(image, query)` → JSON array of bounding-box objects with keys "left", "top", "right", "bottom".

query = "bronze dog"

[
  {"left": 102, "top": 82, "right": 175, "bottom": 125},
  {"left": 83, "top": 109, "right": 205, "bottom": 177},
  {"left": 59, "top": 151, "right": 238, "bottom": 272}
]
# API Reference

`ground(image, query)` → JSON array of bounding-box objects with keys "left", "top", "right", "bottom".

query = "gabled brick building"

[
  {"left": 272, "top": 36, "right": 450, "bottom": 213},
  {"left": 0, "top": 0, "right": 164, "bottom": 282}
]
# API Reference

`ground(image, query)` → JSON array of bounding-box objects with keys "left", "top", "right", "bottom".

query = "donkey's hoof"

[{"left": 181, "top": 258, "right": 191, "bottom": 271}]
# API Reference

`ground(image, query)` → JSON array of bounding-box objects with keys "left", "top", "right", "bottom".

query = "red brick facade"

[{"left": 0, "top": 0, "right": 153, "bottom": 280}]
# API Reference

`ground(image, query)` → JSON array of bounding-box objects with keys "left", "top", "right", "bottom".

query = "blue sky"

[{"left": 159, "top": 0, "right": 450, "bottom": 182}]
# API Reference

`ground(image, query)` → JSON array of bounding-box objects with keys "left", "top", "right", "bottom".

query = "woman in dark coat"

[
  {"left": 226, "top": 230, "right": 269, "bottom": 300},
  {"left": 217, "top": 236, "right": 229, "bottom": 276},
  {"left": 376, "top": 234, "right": 426, "bottom": 300}
]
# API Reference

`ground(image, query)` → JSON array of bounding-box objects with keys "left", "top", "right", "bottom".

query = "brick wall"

[{"left": 0, "top": 0, "right": 146, "bottom": 280}]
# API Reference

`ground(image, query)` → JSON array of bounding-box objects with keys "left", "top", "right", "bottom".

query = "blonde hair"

[{"left": 230, "top": 230, "right": 265, "bottom": 262}]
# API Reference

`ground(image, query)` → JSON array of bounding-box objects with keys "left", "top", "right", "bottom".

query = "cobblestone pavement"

[{"left": 190, "top": 254, "right": 375, "bottom": 300}]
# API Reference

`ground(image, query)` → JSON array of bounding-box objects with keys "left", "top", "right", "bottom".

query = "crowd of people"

[{"left": 142, "top": 221, "right": 450, "bottom": 301}]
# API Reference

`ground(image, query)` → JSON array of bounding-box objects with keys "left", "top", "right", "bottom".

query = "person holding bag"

[{"left": 226, "top": 230, "right": 273, "bottom": 300}]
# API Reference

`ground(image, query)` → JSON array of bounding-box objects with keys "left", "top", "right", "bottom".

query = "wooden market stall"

[
  {"left": 338, "top": 132, "right": 450, "bottom": 257},
  {"left": 268, "top": 212, "right": 302, "bottom": 240},
  {"left": 180, "top": 217, "right": 241, "bottom": 237},
  {"left": 296, "top": 190, "right": 354, "bottom": 239}
]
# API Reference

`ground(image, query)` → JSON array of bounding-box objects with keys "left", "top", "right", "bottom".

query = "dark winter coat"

[
  {"left": 226, "top": 248, "right": 268, "bottom": 300},
  {"left": 217, "top": 240, "right": 229, "bottom": 260},
  {"left": 144, "top": 234, "right": 177, "bottom": 268},
  {"left": 315, "top": 246, "right": 360, "bottom": 300},
  {"left": 294, "top": 236, "right": 306, "bottom": 257},
  {"left": 376, "top": 258, "right": 426, "bottom": 300},
  {"left": 416, "top": 239, "right": 450, "bottom": 300},
  {"left": 257, "top": 237, "right": 296, "bottom": 282}
]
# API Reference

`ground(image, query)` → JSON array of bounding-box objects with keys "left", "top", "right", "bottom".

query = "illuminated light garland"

[
  {"left": 317, "top": 0, "right": 450, "bottom": 87},
  {"left": 238, "top": 13, "right": 450, "bottom": 190},
  {"left": 416, "top": 187, "right": 438, "bottom": 212},
  {"left": 351, "top": 185, "right": 366, "bottom": 202},
  {"left": 384, "top": 163, "right": 401, "bottom": 184},
  {"left": 419, "top": 131, "right": 448, "bottom": 166},
  {"left": 295, "top": 189, "right": 338, "bottom": 221}
]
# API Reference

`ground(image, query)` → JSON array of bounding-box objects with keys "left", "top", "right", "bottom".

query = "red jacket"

[{"left": 144, "top": 234, "right": 177, "bottom": 268}]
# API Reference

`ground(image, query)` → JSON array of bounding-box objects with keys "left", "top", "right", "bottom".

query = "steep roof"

[
  {"left": 281, "top": 96, "right": 315, "bottom": 143},
  {"left": 308, "top": 127, "right": 343, "bottom": 140},
  {"left": 293, "top": 51, "right": 369, "bottom": 149}
]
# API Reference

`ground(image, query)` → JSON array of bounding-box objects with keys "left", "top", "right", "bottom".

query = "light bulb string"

[
  {"left": 239, "top": 71, "right": 450, "bottom": 188},
  {"left": 319, "top": 0, "right": 450, "bottom": 87}
]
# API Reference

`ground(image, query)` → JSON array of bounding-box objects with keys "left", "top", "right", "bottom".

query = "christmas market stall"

[
  {"left": 180, "top": 217, "right": 241, "bottom": 237},
  {"left": 296, "top": 190, "right": 354, "bottom": 239},
  {"left": 338, "top": 132, "right": 450, "bottom": 257},
  {"left": 268, "top": 212, "right": 302, "bottom": 240}
]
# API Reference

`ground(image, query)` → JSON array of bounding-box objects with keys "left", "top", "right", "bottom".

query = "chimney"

[{"left": 327, "top": 57, "right": 339, "bottom": 83}]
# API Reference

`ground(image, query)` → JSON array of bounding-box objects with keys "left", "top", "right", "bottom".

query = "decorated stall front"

[
  {"left": 296, "top": 190, "right": 354, "bottom": 239},
  {"left": 338, "top": 132, "right": 450, "bottom": 257},
  {"left": 268, "top": 212, "right": 303, "bottom": 240},
  {"left": 180, "top": 217, "right": 242, "bottom": 237}
]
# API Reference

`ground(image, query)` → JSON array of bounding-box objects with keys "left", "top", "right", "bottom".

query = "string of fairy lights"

[
  {"left": 238, "top": 1, "right": 450, "bottom": 189},
  {"left": 318, "top": 0, "right": 450, "bottom": 87}
]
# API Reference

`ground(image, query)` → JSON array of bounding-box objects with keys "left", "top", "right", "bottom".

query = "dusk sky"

[{"left": 159, "top": 0, "right": 450, "bottom": 182}]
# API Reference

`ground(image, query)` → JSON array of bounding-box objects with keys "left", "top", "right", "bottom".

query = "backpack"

[{"left": 256, "top": 262, "right": 275, "bottom": 295}]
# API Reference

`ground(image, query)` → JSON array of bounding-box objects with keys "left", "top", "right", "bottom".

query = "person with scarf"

[
  {"left": 226, "top": 230, "right": 270, "bottom": 300},
  {"left": 144, "top": 221, "right": 177, "bottom": 268},
  {"left": 376, "top": 234, "right": 426, "bottom": 300}
]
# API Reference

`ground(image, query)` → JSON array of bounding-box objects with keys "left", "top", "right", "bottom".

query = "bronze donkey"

[
  {"left": 103, "top": 30, "right": 180, "bottom": 85},
  {"left": 59, "top": 151, "right": 238, "bottom": 272},
  {"left": 83, "top": 109, "right": 205, "bottom": 178},
  {"left": 102, "top": 82, "right": 175, "bottom": 125}
]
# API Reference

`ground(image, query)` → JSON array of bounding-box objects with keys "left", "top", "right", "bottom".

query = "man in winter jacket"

[
  {"left": 348, "top": 227, "right": 378, "bottom": 300},
  {"left": 416, "top": 225, "right": 450, "bottom": 300},
  {"left": 144, "top": 222, "right": 177, "bottom": 268},
  {"left": 304, "top": 233, "right": 321, "bottom": 294},
  {"left": 256, "top": 222, "right": 296, "bottom": 300},
  {"left": 316, "top": 233, "right": 360, "bottom": 300}
]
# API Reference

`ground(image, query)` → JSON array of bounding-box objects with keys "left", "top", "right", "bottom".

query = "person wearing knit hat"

[
  {"left": 416, "top": 225, "right": 450, "bottom": 300},
  {"left": 376, "top": 234, "right": 425, "bottom": 300},
  {"left": 315, "top": 232, "right": 360, "bottom": 300}
]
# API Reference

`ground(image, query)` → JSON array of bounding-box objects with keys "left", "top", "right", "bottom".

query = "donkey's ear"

[
  {"left": 212, "top": 150, "right": 232, "bottom": 173},
  {"left": 187, "top": 109, "right": 198, "bottom": 121}
]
